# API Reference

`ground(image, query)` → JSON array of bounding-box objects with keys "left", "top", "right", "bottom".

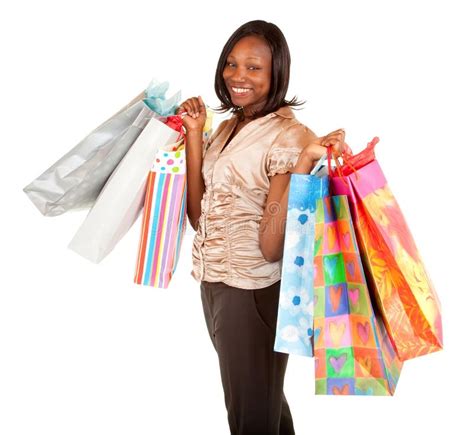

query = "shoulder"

[
  {"left": 272, "top": 119, "right": 318, "bottom": 151},
  {"left": 268, "top": 105, "right": 318, "bottom": 150}
]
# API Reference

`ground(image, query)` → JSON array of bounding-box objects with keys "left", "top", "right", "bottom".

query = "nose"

[{"left": 231, "top": 65, "right": 247, "bottom": 82}]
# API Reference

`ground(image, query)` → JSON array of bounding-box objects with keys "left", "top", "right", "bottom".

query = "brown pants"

[{"left": 200, "top": 279, "right": 295, "bottom": 435}]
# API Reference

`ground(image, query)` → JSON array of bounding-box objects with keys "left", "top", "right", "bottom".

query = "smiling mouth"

[{"left": 230, "top": 86, "right": 252, "bottom": 96}]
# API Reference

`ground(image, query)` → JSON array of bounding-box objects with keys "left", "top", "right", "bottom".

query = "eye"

[
  {"left": 248, "top": 66, "right": 260, "bottom": 70},
  {"left": 226, "top": 62, "right": 235, "bottom": 67}
]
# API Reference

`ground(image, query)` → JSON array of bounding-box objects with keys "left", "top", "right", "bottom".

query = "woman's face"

[{"left": 223, "top": 35, "right": 272, "bottom": 116}]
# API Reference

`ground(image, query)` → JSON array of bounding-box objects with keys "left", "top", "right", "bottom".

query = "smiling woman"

[
  {"left": 214, "top": 21, "right": 304, "bottom": 121},
  {"left": 175, "top": 19, "right": 346, "bottom": 435},
  {"left": 222, "top": 35, "right": 272, "bottom": 117}
]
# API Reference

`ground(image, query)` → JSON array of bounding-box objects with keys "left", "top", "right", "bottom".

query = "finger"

[
  {"left": 186, "top": 101, "right": 197, "bottom": 117},
  {"left": 326, "top": 131, "right": 345, "bottom": 145},
  {"left": 176, "top": 103, "right": 187, "bottom": 115},
  {"left": 198, "top": 96, "right": 206, "bottom": 115},
  {"left": 180, "top": 100, "right": 194, "bottom": 116},
  {"left": 321, "top": 137, "right": 344, "bottom": 148},
  {"left": 326, "top": 131, "right": 345, "bottom": 139},
  {"left": 181, "top": 101, "right": 191, "bottom": 114},
  {"left": 338, "top": 130, "right": 346, "bottom": 146},
  {"left": 326, "top": 128, "right": 345, "bottom": 136},
  {"left": 190, "top": 97, "right": 201, "bottom": 117},
  {"left": 341, "top": 142, "right": 350, "bottom": 153}
]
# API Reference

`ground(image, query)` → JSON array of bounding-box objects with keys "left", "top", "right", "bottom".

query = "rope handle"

[
  {"left": 326, "top": 136, "right": 380, "bottom": 180},
  {"left": 326, "top": 145, "right": 358, "bottom": 185}
]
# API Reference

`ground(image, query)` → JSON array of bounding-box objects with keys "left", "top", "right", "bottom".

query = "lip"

[
  {"left": 229, "top": 84, "right": 252, "bottom": 89},
  {"left": 228, "top": 85, "right": 253, "bottom": 98}
]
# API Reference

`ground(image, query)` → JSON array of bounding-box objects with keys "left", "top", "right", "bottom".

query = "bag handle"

[
  {"left": 327, "top": 135, "right": 380, "bottom": 180},
  {"left": 326, "top": 145, "right": 359, "bottom": 185},
  {"left": 338, "top": 136, "right": 379, "bottom": 175},
  {"left": 308, "top": 146, "right": 352, "bottom": 182}
]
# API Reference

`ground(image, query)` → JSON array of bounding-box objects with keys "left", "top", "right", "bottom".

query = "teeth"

[{"left": 232, "top": 87, "right": 251, "bottom": 94}]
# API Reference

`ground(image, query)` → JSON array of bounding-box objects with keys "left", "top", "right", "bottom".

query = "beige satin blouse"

[{"left": 190, "top": 105, "right": 318, "bottom": 290}]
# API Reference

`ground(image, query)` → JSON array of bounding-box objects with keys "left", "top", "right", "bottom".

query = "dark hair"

[{"left": 213, "top": 20, "right": 305, "bottom": 120}]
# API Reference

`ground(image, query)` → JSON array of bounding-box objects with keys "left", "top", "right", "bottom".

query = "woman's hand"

[
  {"left": 293, "top": 129, "right": 349, "bottom": 174},
  {"left": 308, "top": 128, "right": 347, "bottom": 158},
  {"left": 176, "top": 96, "right": 207, "bottom": 134}
]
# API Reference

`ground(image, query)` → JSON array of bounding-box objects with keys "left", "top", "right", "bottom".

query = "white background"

[{"left": 1, "top": 0, "right": 472, "bottom": 434}]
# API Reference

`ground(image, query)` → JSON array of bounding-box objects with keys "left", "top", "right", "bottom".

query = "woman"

[{"left": 177, "top": 20, "right": 346, "bottom": 435}]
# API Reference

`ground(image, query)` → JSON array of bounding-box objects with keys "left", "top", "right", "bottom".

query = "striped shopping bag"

[
  {"left": 134, "top": 142, "right": 187, "bottom": 288},
  {"left": 134, "top": 110, "right": 213, "bottom": 288}
]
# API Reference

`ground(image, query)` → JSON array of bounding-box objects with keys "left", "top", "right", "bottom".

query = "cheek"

[
  {"left": 266, "top": 70, "right": 272, "bottom": 85},
  {"left": 259, "top": 74, "right": 272, "bottom": 93},
  {"left": 222, "top": 69, "right": 231, "bottom": 81}
]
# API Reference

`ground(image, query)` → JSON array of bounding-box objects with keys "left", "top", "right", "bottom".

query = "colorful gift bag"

[
  {"left": 134, "top": 144, "right": 187, "bottom": 288},
  {"left": 134, "top": 110, "right": 214, "bottom": 289},
  {"left": 274, "top": 170, "right": 326, "bottom": 356},
  {"left": 275, "top": 158, "right": 402, "bottom": 395},
  {"left": 313, "top": 190, "right": 402, "bottom": 396},
  {"left": 330, "top": 138, "right": 443, "bottom": 361}
]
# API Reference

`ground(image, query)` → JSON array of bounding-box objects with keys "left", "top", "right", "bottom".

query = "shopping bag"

[
  {"left": 68, "top": 115, "right": 182, "bottom": 263},
  {"left": 275, "top": 157, "right": 402, "bottom": 395},
  {"left": 23, "top": 79, "right": 181, "bottom": 216},
  {"left": 134, "top": 111, "right": 214, "bottom": 288},
  {"left": 330, "top": 138, "right": 443, "bottom": 361},
  {"left": 273, "top": 168, "right": 326, "bottom": 357},
  {"left": 23, "top": 92, "right": 144, "bottom": 216},
  {"left": 133, "top": 144, "right": 187, "bottom": 288},
  {"left": 312, "top": 182, "right": 402, "bottom": 396}
]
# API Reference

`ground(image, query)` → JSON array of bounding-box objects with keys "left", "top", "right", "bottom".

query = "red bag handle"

[
  {"left": 163, "top": 115, "right": 186, "bottom": 148},
  {"left": 327, "top": 136, "right": 379, "bottom": 179},
  {"left": 327, "top": 144, "right": 358, "bottom": 185},
  {"left": 340, "top": 136, "right": 379, "bottom": 175}
]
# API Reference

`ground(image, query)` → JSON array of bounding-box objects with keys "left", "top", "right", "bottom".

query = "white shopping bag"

[{"left": 68, "top": 116, "right": 181, "bottom": 263}]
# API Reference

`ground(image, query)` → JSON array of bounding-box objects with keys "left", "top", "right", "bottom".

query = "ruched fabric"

[{"left": 191, "top": 106, "right": 318, "bottom": 290}]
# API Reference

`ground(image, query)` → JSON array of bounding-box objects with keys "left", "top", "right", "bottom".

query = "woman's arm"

[
  {"left": 178, "top": 96, "right": 207, "bottom": 232},
  {"left": 259, "top": 127, "right": 348, "bottom": 262},
  {"left": 185, "top": 130, "right": 205, "bottom": 231},
  {"left": 258, "top": 149, "right": 324, "bottom": 263}
]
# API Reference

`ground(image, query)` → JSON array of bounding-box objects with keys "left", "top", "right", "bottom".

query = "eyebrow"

[{"left": 227, "top": 55, "right": 261, "bottom": 60}]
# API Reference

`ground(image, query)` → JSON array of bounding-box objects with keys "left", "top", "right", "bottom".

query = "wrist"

[
  {"left": 292, "top": 155, "right": 313, "bottom": 174},
  {"left": 292, "top": 150, "right": 324, "bottom": 174},
  {"left": 185, "top": 127, "right": 204, "bottom": 136}
]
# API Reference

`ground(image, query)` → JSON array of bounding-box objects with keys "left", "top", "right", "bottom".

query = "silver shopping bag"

[{"left": 23, "top": 91, "right": 147, "bottom": 216}]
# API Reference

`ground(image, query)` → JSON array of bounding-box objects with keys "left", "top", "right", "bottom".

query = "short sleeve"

[{"left": 266, "top": 122, "right": 318, "bottom": 177}]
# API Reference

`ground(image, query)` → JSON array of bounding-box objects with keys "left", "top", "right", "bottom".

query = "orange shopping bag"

[{"left": 329, "top": 139, "right": 443, "bottom": 361}]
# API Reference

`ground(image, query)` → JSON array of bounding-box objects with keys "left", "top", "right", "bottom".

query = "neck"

[{"left": 237, "top": 101, "right": 266, "bottom": 120}]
